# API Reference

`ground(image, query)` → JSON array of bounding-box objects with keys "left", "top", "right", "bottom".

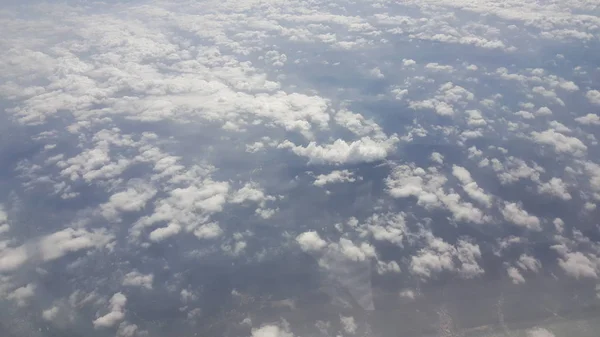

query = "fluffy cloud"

[
  {"left": 557, "top": 251, "right": 598, "bottom": 279},
  {"left": 93, "top": 293, "right": 127, "bottom": 328},
  {"left": 340, "top": 315, "right": 357, "bottom": 334},
  {"left": 279, "top": 136, "right": 399, "bottom": 165},
  {"left": 313, "top": 169, "right": 357, "bottom": 186},
  {"left": 296, "top": 231, "right": 327, "bottom": 253},
  {"left": 530, "top": 129, "right": 587, "bottom": 157},
  {"left": 6, "top": 283, "right": 36, "bottom": 307},
  {"left": 122, "top": 271, "right": 154, "bottom": 290},
  {"left": 252, "top": 325, "right": 294, "bottom": 337},
  {"left": 387, "top": 165, "right": 488, "bottom": 224},
  {"left": 452, "top": 165, "right": 493, "bottom": 207},
  {"left": 410, "top": 234, "right": 483, "bottom": 280},
  {"left": 575, "top": 113, "right": 600, "bottom": 125},
  {"left": 537, "top": 177, "right": 571, "bottom": 200},
  {"left": 586, "top": 90, "right": 600, "bottom": 105},
  {"left": 501, "top": 202, "right": 541, "bottom": 231},
  {"left": 507, "top": 266, "right": 525, "bottom": 284}
]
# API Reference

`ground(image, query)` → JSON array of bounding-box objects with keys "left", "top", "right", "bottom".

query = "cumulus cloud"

[
  {"left": 252, "top": 325, "right": 294, "bottom": 337},
  {"left": 452, "top": 165, "right": 493, "bottom": 207},
  {"left": 313, "top": 170, "right": 357, "bottom": 186},
  {"left": 507, "top": 266, "right": 525, "bottom": 284},
  {"left": 296, "top": 231, "right": 327, "bottom": 253},
  {"left": 6, "top": 283, "right": 36, "bottom": 307},
  {"left": 557, "top": 251, "right": 598, "bottom": 279},
  {"left": 122, "top": 271, "right": 154, "bottom": 290},
  {"left": 575, "top": 113, "right": 600, "bottom": 125},
  {"left": 527, "top": 327, "right": 556, "bottom": 337},
  {"left": 537, "top": 177, "right": 571, "bottom": 200},
  {"left": 149, "top": 223, "right": 181, "bottom": 242},
  {"left": 530, "top": 129, "right": 587, "bottom": 157},
  {"left": 279, "top": 136, "right": 399, "bottom": 165},
  {"left": 387, "top": 165, "right": 488, "bottom": 224},
  {"left": 93, "top": 292, "right": 127, "bottom": 328},
  {"left": 501, "top": 202, "right": 541, "bottom": 231},
  {"left": 340, "top": 315, "right": 357, "bottom": 334},
  {"left": 586, "top": 90, "right": 600, "bottom": 105},
  {"left": 410, "top": 233, "right": 483, "bottom": 280}
]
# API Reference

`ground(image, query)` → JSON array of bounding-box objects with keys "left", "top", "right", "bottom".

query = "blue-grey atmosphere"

[{"left": 0, "top": 1, "right": 600, "bottom": 337}]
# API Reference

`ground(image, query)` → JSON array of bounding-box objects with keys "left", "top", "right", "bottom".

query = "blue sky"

[{"left": 0, "top": 0, "right": 599, "bottom": 336}]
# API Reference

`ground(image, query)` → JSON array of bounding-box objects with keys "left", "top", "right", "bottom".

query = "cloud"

[
  {"left": 252, "top": 325, "right": 294, "bottom": 337},
  {"left": 557, "top": 251, "right": 598, "bottom": 279},
  {"left": 527, "top": 327, "right": 556, "bottom": 337},
  {"left": 100, "top": 182, "right": 157, "bottom": 220},
  {"left": 430, "top": 152, "right": 444, "bottom": 164},
  {"left": 586, "top": 90, "right": 600, "bottom": 105},
  {"left": 410, "top": 233, "right": 483, "bottom": 280},
  {"left": 296, "top": 231, "right": 327, "bottom": 253},
  {"left": 537, "top": 177, "right": 571, "bottom": 200},
  {"left": 531, "top": 129, "right": 587, "bottom": 157},
  {"left": 340, "top": 315, "right": 357, "bottom": 334},
  {"left": 93, "top": 292, "right": 127, "bottom": 328},
  {"left": 42, "top": 306, "right": 59, "bottom": 321},
  {"left": 517, "top": 254, "right": 541, "bottom": 273},
  {"left": 387, "top": 165, "right": 488, "bottom": 224},
  {"left": 193, "top": 222, "right": 223, "bottom": 240},
  {"left": 575, "top": 113, "right": 600, "bottom": 125},
  {"left": 6, "top": 283, "right": 36, "bottom": 307},
  {"left": 507, "top": 266, "right": 525, "bottom": 284},
  {"left": 149, "top": 223, "right": 181, "bottom": 242},
  {"left": 452, "top": 165, "right": 493, "bottom": 207},
  {"left": 501, "top": 202, "right": 541, "bottom": 231},
  {"left": 122, "top": 271, "right": 154, "bottom": 290},
  {"left": 279, "top": 135, "right": 399, "bottom": 165},
  {"left": 313, "top": 169, "right": 357, "bottom": 186}
]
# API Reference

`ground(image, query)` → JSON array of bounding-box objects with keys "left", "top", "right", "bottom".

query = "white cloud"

[
  {"left": 6, "top": 283, "right": 36, "bottom": 307},
  {"left": 452, "top": 165, "right": 493, "bottom": 208},
  {"left": 399, "top": 289, "right": 416, "bottom": 300},
  {"left": 313, "top": 170, "right": 356, "bottom": 186},
  {"left": 42, "top": 306, "right": 59, "bottom": 321},
  {"left": 122, "top": 271, "right": 154, "bottom": 290},
  {"left": 410, "top": 233, "right": 483, "bottom": 280},
  {"left": 501, "top": 202, "right": 541, "bottom": 231},
  {"left": 517, "top": 254, "right": 541, "bottom": 273},
  {"left": 340, "top": 315, "right": 357, "bottom": 334},
  {"left": 101, "top": 181, "right": 157, "bottom": 220},
  {"left": 230, "top": 183, "right": 274, "bottom": 206},
  {"left": 557, "top": 251, "right": 598, "bottom": 279},
  {"left": 279, "top": 136, "right": 399, "bottom": 165},
  {"left": 402, "top": 59, "right": 416, "bottom": 66},
  {"left": 387, "top": 165, "right": 488, "bottom": 224},
  {"left": 537, "top": 177, "right": 571, "bottom": 200},
  {"left": 531, "top": 129, "right": 587, "bottom": 157},
  {"left": 149, "top": 223, "right": 181, "bottom": 242},
  {"left": 369, "top": 67, "right": 384, "bottom": 78},
  {"left": 376, "top": 260, "right": 401, "bottom": 274},
  {"left": 575, "top": 113, "right": 600, "bottom": 125},
  {"left": 507, "top": 266, "right": 525, "bottom": 284},
  {"left": 252, "top": 325, "right": 294, "bottom": 337},
  {"left": 409, "top": 82, "right": 474, "bottom": 116},
  {"left": 296, "top": 231, "right": 327, "bottom": 253},
  {"left": 430, "top": 152, "right": 444, "bottom": 164},
  {"left": 194, "top": 222, "right": 223, "bottom": 240},
  {"left": 117, "top": 322, "right": 139, "bottom": 337},
  {"left": 586, "top": 90, "right": 600, "bottom": 105},
  {"left": 93, "top": 292, "right": 127, "bottom": 329},
  {"left": 527, "top": 327, "right": 556, "bottom": 337},
  {"left": 38, "top": 228, "right": 114, "bottom": 262}
]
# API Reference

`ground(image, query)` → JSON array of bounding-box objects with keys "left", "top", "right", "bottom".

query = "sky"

[{"left": 0, "top": 0, "right": 599, "bottom": 336}]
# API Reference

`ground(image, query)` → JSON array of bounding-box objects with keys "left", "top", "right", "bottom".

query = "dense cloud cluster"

[{"left": 0, "top": 0, "right": 599, "bottom": 336}]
